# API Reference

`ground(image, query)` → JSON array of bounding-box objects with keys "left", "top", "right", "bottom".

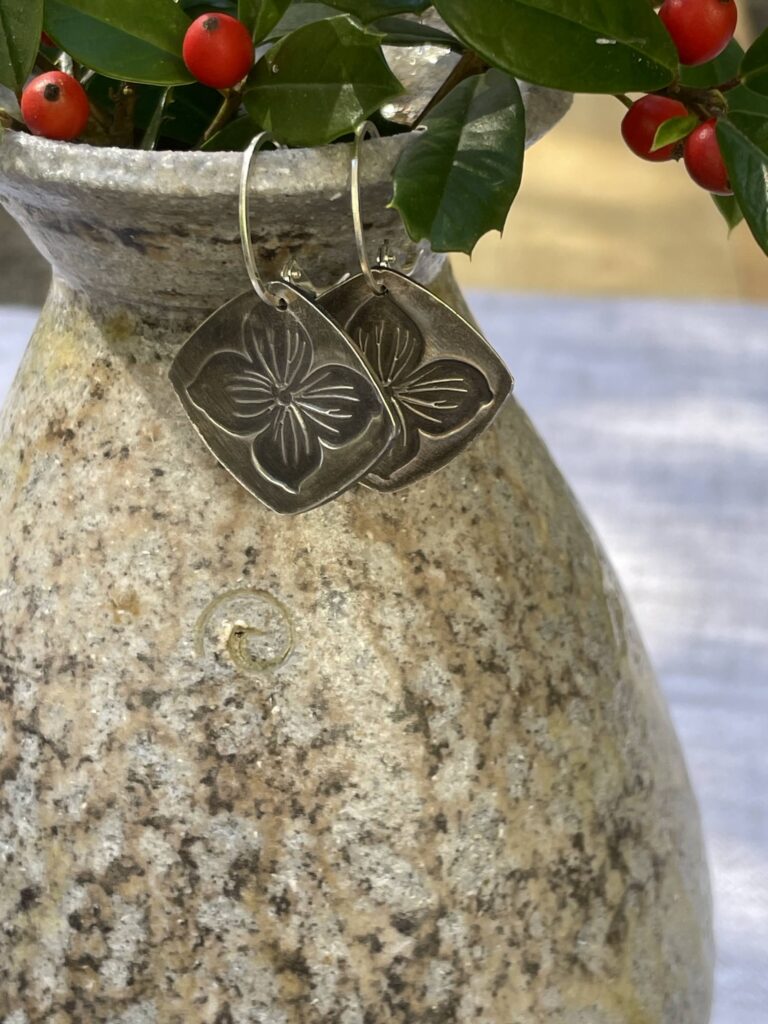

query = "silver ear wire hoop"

[
  {"left": 239, "top": 132, "right": 293, "bottom": 309},
  {"left": 351, "top": 121, "right": 388, "bottom": 296}
]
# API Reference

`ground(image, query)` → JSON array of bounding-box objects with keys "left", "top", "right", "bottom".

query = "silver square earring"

[
  {"left": 319, "top": 122, "right": 514, "bottom": 492},
  {"left": 169, "top": 132, "right": 397, "bottom": 515}
]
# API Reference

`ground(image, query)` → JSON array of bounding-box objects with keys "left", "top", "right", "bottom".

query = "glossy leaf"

[
  {"left": 239, "top": 0, "right": 291, "bottom": 41},
  {"left": 433, "top": 0, "right": 677, "bottom": 93},
  {"left": 741, "top": 28, "right": 768, "bottom": 97},
  {"left": 44, "top": 0, "right": 194, "bottom": 86},
  {"left": 201, "top": 112, "right": 260, "bottom": 149},
  {"left": 680, "top": 38, "right": 743, "bottom": 87},
  {"left": 392, "top": 69, "right": 525, "bottom": 254},
  {"left": 0, "top": 0, "right": 43, "bottom": 92},
  {"left": 265, "top": 3, "right": 337, "bottom": 40},
  {"left": 244, "top": 15, "right": 402, "bottom": 146},
  {"left": 717, "top": 112, "right": 768, "bottom": 255},
  {"left": 371, "top": 16, "right": 460, "bottom": 49},
  {"left": 727, "top": 84, "right": 768, "bottom": 116},
  {"left": 711, "top": 193, "right": 743, "bottom": 233},
  {"left": 321, "top": 0, "right": 431, "bottom": 21},
  {"left": 651, "top": 113, "right": 698, "bottom": 152}
]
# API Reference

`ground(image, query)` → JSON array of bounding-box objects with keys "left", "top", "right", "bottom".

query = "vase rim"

[
  {"left": 0, "top": 85, "right": 572, "bottom": 314},
  {"left": 0, "top": 80, "right": 573, "bottom": 199},
  {"left": 0, "top": 128, "right": 410, "bottom": 197}
]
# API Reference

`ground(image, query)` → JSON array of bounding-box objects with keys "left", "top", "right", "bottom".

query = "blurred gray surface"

[
  {"left": 749, "top": 0, "right": 768, "bottom": 32},
  {"left": 1, "top": 293, "right": 767, "bottom": 1024},
  {"left": 0, "top": 208, "right": 50, "bottom": 307}
]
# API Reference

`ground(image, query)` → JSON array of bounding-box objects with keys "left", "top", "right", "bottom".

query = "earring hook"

[
  {"left": 351, "top": 121, "right": 389, "bottom": 296},
  {"left": 239, "top": 132, "right": 292, "bottom": 309}
]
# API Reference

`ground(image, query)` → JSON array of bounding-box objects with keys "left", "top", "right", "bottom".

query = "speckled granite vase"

[{"left": 0, "top": 98, "right": 712, "bottom": 1024}]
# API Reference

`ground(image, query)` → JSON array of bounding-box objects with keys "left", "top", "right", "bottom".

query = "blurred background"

[
  {"left": 455, "top": 92, "right": 767, "bottom": 301},
  {"left": 0, "top": 6, "right": 766, "bottom": 1024}
]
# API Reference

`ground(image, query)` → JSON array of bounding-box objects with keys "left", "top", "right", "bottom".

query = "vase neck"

[{"left": 0, "top": 132, "right": 442, "bottom": 316}]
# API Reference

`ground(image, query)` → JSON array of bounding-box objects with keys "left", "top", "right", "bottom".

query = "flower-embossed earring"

[
  {"left": 169, "top": 133, "right": 397, "bottom": 515},
  {"left": 319, "top": 122, "right": 514, "bottom": 492}
]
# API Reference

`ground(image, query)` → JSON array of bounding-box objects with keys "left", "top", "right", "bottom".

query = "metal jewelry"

[
  {"left": 319, "top": 122, "right": 514, "bottom": 492},
  {"left": 169, "top": 132, "right": 397, "bottom": 515}
]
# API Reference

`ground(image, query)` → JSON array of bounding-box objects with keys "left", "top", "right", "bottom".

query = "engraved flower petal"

[
  {"left": 188, "top": 313, "right": 385, "bottom": 496},
  {"left": 348, "top": 296, "right": 424, "bottom": 387},
  {"left": 187, "top": 351, "right": 275, "bottom": 437},
  {"left": 293, "top": 364, "right": 379, "bottom": 447},
  {"left": 251, "top": 405, "right": 322, "bottom": 494},
  {"left": 366, "top": 398, "right": 421, "bottom": 480},
  {"left": 246, "top": 321, "right": 313, "bottom": 388},
  {"left": 396, "top": 359, "right": 493, "bottom": 435}
]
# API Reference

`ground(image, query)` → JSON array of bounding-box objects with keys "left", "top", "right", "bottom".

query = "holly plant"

[{"left": 1, "top": 0, "right": 768, "bottom": 259}]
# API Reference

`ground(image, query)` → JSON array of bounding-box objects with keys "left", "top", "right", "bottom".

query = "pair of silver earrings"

[{"left": 170, "top": 123, "right": 513, "bottom": 515}]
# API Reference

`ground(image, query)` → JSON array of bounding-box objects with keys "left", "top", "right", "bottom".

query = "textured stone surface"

[{"left": 0, "top": 108, "right": 711, "bottom": 1023}]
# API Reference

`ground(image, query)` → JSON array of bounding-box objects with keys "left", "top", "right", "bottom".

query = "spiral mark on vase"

[{"left": 195, "top": 587, "right": 294, "bottom": 673}]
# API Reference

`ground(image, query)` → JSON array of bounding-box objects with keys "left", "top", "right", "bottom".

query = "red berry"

[
  {"left": 659, "top": 0, "right": 738, "bottom": 67},
  {"left": 21, "top": 71, "right": 90, "bottom": 142},
  {"left": 684, "top": 119, "right": 732, "bottom": 195},
  {"left": 621, "top": 94, "right": 690, "bottom": 162},
  {"left": 183, "top": 14, "right": 254, "bottom": 90}
]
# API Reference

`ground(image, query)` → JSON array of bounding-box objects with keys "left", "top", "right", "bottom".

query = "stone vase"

[{"left": 0, "top": 97, "right": 712, "bottom": 1024}]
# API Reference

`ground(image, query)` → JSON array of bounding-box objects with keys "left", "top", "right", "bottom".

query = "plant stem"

[
  {"left": 614, "top": 93, "right": 633, "bottom": 109},
  {"left": 413, "top": 50, "right": 488, "bottom": 127},
  {"left": 654, "top": 81, "right": 736, "bottom": 119},
  {"left": 87, "top": 99, "right": 112, "bottom": 136},
  {"left": 201, "top": 86, "right": 245, "bottom": 146},
  {"left": 57, "top": 52, "right": 74, "bottom": 76},
  {"left": 111, "top": 83, "right": 138, "bottom": 147},
  {"left": 141, "top": 88, "right": 174, "bottom": 151}
]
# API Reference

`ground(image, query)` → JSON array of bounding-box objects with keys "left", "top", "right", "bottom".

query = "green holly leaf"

[
  {"left": 717, "top": 112, "right": 768, "bottom": 255},
  {"left": 265, "top": 3, "right": 339, "bottom": 40},
  {"left": 321, "top": 0, "right": 431, "bottom": 22},
  {"left": 680, "top": 38, "right": 743, "bottom": 88},
  {"left": 201, "top": 112, "right": 260, "bottom": 150},
  {"left": 371, "top": 16, "right": 461, "bottom": 49},
  {"left": 741, "top": 28, "right": 768, "bottom": 97},
  {"left": 244, "top": 15, "right": 403, "bottom": 146},
  {"left": 44, "top": 0, "right": 194, "bottom": 86},
  {"left": 727, "top": 83, "right": 768, "bottom": 115},
  {"left": 392, "top": 69, "right": 526, "bottom": 254},
  {"left": 433, "top": 0, "right": 677, "bottom": 93},
  {"left": 711, "top": 193, "right": 743, "bottom": 233},
  {"left": 238, "top": 0, "right": 291, "bottom": 41},
  {"left": 0, "top": 0, "right": 44, "bottom": 93},
  {"left": 651, "top": 113, "right": 698, "bottom": 152}
]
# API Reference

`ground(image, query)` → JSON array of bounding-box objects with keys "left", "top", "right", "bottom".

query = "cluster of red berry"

[
  {"left": 622, "top": 0, "right": 739, "bottom": 196},
  {"left": 20, "top": 14, "right": 253, "bottom": 142}
]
